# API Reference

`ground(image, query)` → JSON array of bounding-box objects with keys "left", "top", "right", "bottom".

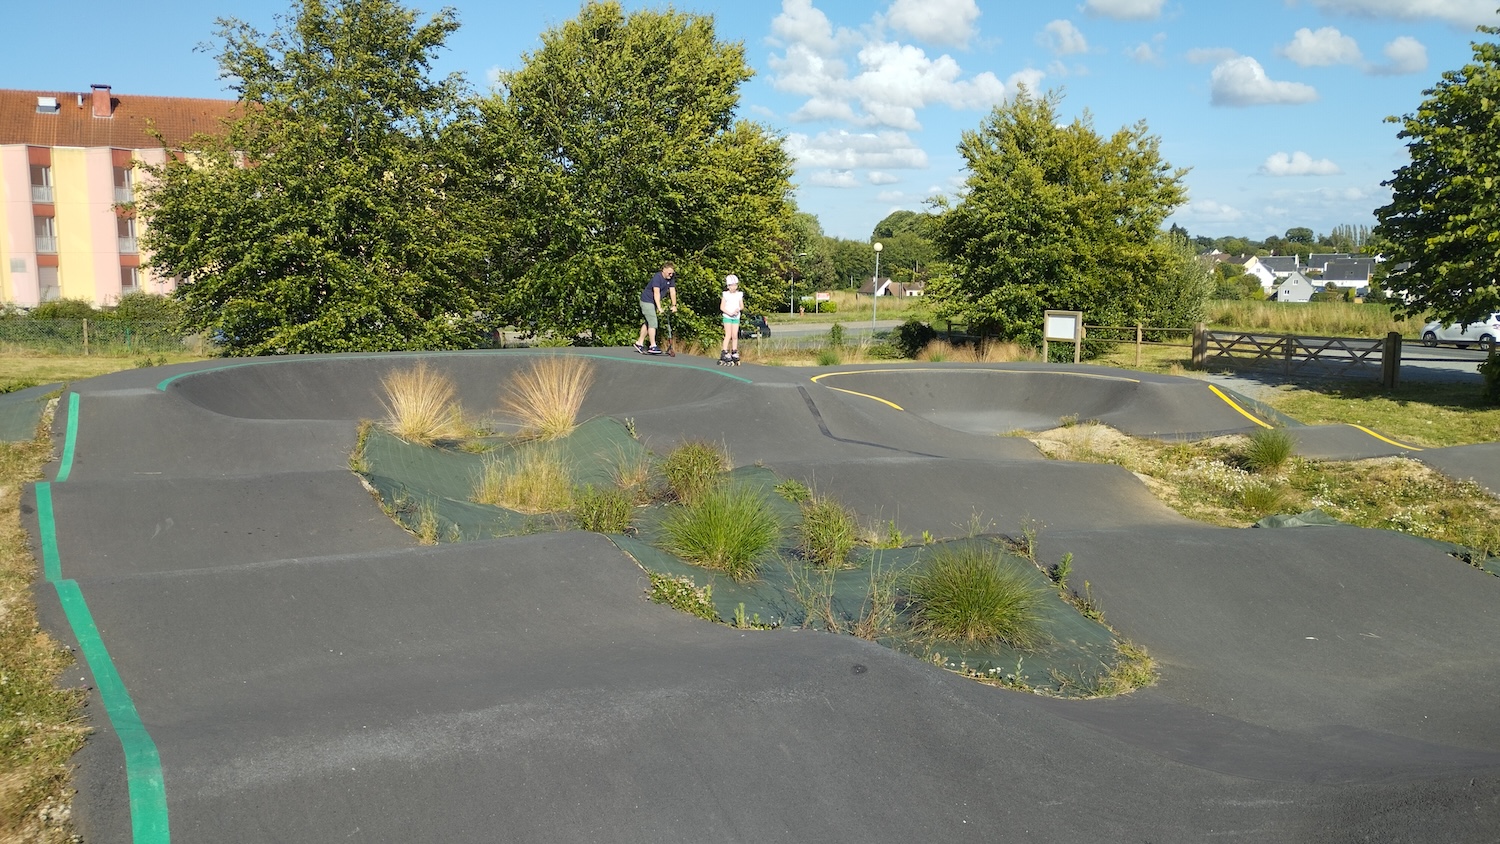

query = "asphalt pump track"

[{"left": 18, "top": 350, "right": 1500, "bottom": 842}]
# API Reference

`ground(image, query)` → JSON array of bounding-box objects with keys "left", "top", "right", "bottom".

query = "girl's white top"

[{"left": 721, "top": 289, "right": 744, "bottom": 316}]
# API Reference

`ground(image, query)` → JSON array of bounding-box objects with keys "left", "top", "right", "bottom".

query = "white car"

[{"left": 1420, "top": 312, "right": 1500, "bottom": 350}]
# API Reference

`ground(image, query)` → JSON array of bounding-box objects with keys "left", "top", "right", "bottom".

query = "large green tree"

[
  {"left": 1375, "top": 22, "right": 1500, "bottom": 325},
  {"left": 137, "top": 0, "right": 495, "bottom": 354},
  {"left": 929, "top": 89, "right": 1193, "bottom": 343},
  {"left": 476, "top": 1, "right": 794, "bottom": 341}
]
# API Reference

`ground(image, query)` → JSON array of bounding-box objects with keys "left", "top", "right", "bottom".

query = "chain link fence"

[{"left": 0, "top": 319, "right": 204, "bottom": 356}]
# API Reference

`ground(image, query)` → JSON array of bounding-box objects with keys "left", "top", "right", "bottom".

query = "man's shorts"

[{"left": 639, "top": 301, "right": 658, "bottom": 331}]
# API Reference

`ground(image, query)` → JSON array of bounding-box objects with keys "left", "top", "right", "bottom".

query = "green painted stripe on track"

[
  {"left": 155, "top": 349, "right": 755, "bottom": 391},
  {"left": 53, "top": 578, "right": 170, "bottom": 842},
  {"left": 36, "top": 399, "right": 172, "bottom": 841},
  {"left": 55, "top": 392, "right": 78, "bottom": 482}
]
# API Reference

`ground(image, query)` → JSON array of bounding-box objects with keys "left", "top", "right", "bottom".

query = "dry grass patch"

[
  {"left": 379, "top": 361, "right": 470, "bottom": 445},
  {"left": 500, "top": 355, "right": 595, "bottom": 440},
  {"left": 916, "top": 339, "right": 1035, "bottom": 363},
  {"left": 473, "top": 446, "right": 575, "bottom": 513},
  {"left": 0, "top": 423, "right": 87, "bottom": 843}
]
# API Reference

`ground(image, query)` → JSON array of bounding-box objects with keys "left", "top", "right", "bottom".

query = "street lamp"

[{"left": 872, "top": 242, "right": 883, "bottom": 332}]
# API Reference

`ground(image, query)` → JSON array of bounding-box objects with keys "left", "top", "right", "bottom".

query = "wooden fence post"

[
  {"left": 1135, "top": 323, "right": 1143, "bottom": 368},
  {"left": 1191, "top": 323, "right": 1206, "bottom": 369},
  {"left": 1382, "top": 331, "right": 1402, "bottom": 388},
  {"left": 82, "top": 319, "right": 89, "bottom": 356}
]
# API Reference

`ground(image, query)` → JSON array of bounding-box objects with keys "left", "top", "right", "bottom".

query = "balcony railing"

[
  {"left": 114, "top": 186, "right": 134, "bottom": 204},
  {"left": 31, "top": 185, "right": 53, "bottom": 203},
  {"left": 118, "top": 236, "right": 138, "bottom": 254},
  {"left": 35, "top": 236, "right": 58, "bottom": 254}
]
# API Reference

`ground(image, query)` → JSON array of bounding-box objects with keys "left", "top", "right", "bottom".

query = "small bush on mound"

[
  {"left": 815, "top": 348, "right": 842, "bottom": 366},
  {"left": 1243, "top": 427, "right": 1295, "bottom": 473},
  {"left": 1481, "top": 351, "right": 1500, "bottom": 405},
  {"left": 798, "top": 495, "right": 858, "bottom": 567},
  {"left": 661, "top": 440, "right": 728, "bottom": 504},
  {"left": 907, "top": 544, "right": 1050, "bottom": 648},
  {"left": 474, "top": 446, "right": 574, "bottom": 513},
  {"left": 893, "top": 318, "right": 937, "bottom": 358},
  {"left": 661, "top": 485, "right": 784, "bottom": 582},
  {"left": 380, "top": 360, "right": 469, "bottom": 445},
  {"left": 500, "top": 355, "right": 595, "bottom": 440},
  {"left": 573, "top": 483, "right": 633, "bottom": 533}
]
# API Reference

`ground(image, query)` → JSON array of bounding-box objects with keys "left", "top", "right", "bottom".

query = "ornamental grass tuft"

[
  {"left": 661, "top": 485, "right": 783, "bottom": 582},
  {"left": 473, "top": 445, "right": 574, "bottom": 513},
  {"left": 379, "top": 360, "right": 470, "bottom": 445},
  {"left": 500, "top": 355, "right": 595, "bottom": 440},
  {"left": 1243, "top": 427, "right": 1296, "bottom": 473},
  {"left": 661, "top": 439, "right": 729, "bottom": 504},
  {"left": 907, "top": 544, "right": 1051, "bottom": 648}
]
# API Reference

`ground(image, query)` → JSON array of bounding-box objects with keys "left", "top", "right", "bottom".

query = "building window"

[
  {"left": 38, "top": 267, "right": 60, "bottom": 302},
  {"left": 113, "top": 167, "right": 134, "bottom": 204},
  {"left": 30, "top": 164, "right": 53, "bottom": 203},
  {"left": 117, "top": 217, "right": 138, "bottom": 254},
  {"left": 34, "top": 217, "right": 57, "bottom": 254},
  {"left": 120, "top": 266, "right": 139, "bottom": 293}
]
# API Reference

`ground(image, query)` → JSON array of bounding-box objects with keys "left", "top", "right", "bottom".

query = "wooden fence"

[{"left": 1191, "top": 328, "right": 1403, "bottom": 387}]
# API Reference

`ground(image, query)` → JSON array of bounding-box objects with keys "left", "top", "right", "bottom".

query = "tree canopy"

[
  {"left": 1375, "top": 22, "right": 1500, "bottom": 325},
  {"left": 475, "top": 0, "right": 794, "bottom": 341},
  {"left": 929, "top": 89, "right": 1195, "bottom": 342},
  {"left": 137, "top": 0, "right": 495, "bottom": 354}
]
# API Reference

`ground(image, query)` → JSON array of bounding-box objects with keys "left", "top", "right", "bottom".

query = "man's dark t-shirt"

[{"left": 641, "top": 272, "right": 675, "bottom": 304}]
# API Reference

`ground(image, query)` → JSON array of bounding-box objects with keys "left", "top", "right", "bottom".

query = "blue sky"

[{"left": 5, "top": 0, "right": 1497, "bottom": 241}]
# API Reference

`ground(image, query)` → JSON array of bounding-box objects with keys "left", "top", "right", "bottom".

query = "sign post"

[{"left": 1043, "top": 310, "right": 1084, "bottom": 364}]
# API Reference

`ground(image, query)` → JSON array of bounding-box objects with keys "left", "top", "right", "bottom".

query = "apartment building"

[{"left": 0, "top": 84, "right": 236, "bottom": 307}]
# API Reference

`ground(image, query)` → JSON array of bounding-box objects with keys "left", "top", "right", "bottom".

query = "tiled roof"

[{"left": 0, "top": 87, "right": 238, "bottom": 150}]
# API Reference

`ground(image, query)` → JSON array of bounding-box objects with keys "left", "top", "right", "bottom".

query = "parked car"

[
  {"left": 738, "top": 313, "right": 771, "bottom": 340},
  {"left": 1420, "top": 312, "right": 1500, "bottom": 350}
]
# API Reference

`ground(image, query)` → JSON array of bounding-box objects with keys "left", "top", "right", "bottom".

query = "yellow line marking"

[
  {"left": 1346, "top": 424, "right": 1423, "bottom": 451},
  {"left": 1207, "top": 385, "right": 1274, "bottom": 429},
  {"left": 820, "top": 386, "right": 904, "bottom": 410}
]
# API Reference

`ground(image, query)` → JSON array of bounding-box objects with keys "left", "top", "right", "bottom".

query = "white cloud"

[
  {"left": 807, "top": 170, "right": 862, "bottom": 188},
  {"left": 786, "top": 130, "right": 931, "bottom": 171},
  {"left": 1083, "top": 0, "right": 1165, "bottom": 19},
  {"left": 1306, "top": 0, "right": 1496, "bottom": 28},
  {"left": 1008, "top": 68, "right": 1047, "bottom": 94},
  {"left": 1187, "top": 47, "right": 1239, "bottom": 65},
  {"left": 1178, "top": 199, "right": 1246, "bottom": 223},
  {"left": 885, "top": 0, "right": 982, "bottom": 47},
  {"left": 868, "top": 171, "right": 902, "bottom": 185},
  {"left": 771, "top": 0, "right": 844, "bottom": 56},
  {"left": 1128, "top": 33, "right": 1167, "bottom": 64},
  {"left": 1210, "top": 57, "right": 1319, "bottom": 106},
  {"left": 1260, "top": 151, "right": 1343, "bottom": 176},
  {"left": 1039, "top": 20, "right": 1089, "bottom": 56},
  {"left": 1279, "top": 27, "right": 1364, "bottom": 67},
  {"left": 1372, "top": 36, "right": 1428, "bottom": 74}
]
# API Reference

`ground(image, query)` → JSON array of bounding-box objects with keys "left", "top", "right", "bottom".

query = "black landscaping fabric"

[
  {"left": 0, "top": 382, "right": 59, "bottom": 441},
  {"left": 20, "top": 348, "right": 1500, "bottom": 843}
]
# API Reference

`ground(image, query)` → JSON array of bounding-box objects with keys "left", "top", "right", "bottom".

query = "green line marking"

[
  {"left": 55, "top": 392, "right": 78, "bottom": 482},
  {"left": 37, "top": 407, "right": 172, "bottom": 840},
  {"left": 155, "top": 349, "right": 755, "bottom": 392},
  {"left": 54, "top": 579, "right": 170, "bottom": 842}
]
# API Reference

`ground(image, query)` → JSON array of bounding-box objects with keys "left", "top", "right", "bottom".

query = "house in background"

[
  {"left": 857, "top": 277, "right": 924, "bottom": 297},
  {"left": 1259, "top": 254, "right": 1302, "bottom": 278},
  {"left": 1, "top": 85, "right": 237, "bottom": 307},
  {"left": 1320, "top": 258, "right": 1375, "bottom": 293},
  {"left": 1271, "top": 271, "right": 1316, "bottom": 303}
]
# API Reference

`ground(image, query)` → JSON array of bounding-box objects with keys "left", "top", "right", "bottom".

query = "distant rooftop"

[{"left": 0, "top": 85, "right": 238, "bottom": 149}]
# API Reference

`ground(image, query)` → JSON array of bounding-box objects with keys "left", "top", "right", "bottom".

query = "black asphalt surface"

[{"left": 22, "top": 349, "right": 1500, "bottom": 843}]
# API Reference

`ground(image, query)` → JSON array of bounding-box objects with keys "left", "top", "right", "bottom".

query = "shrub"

[
  {"left": 1243, "top": 427, "right": 1296, "bottom": 473},
  {"left": 500, "top": 355, "right": 595, "bottom": 440},
  {"left": 815, "top": 348, "right": 842, "bottom": 366},
  {"left": 661, "top": 440, "right": 728, "bottom": 504},
  {"left": 661, "top": 485, "right": 784, "bottom": 582},
  {"left": 379, "top": 361, "right": 470, "bottom": 445},
  {"left": 893, "top": 318, "right": 937, "bottom": 358},
  {"left": 798, "top": 495, "right": 859, "bottom": 567},
  {"left": 474, "top": 445, "right": 574, "bottom": 512},
  {"left": 828, "top": 322, "right": 845, "bottom": 348},
  {"left": 907, "top": 544, "right": 1050, "bottom": 648},
  {"left": 28, "top": 298, "right": 97, "bottom": 320},
  {"left": 818, "top": 301, "right": 839, "bottom": 314},
  {"left": 1481, "top": 350, "right": 1500, "bottom": 405},
  {"left": 572, "top": 483, "right": 633, "bottom": 533}
]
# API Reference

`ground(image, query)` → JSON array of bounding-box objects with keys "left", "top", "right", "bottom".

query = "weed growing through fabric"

[
  {"left": 1243, "top": 427, "right": 1296, "bottom": 473},
  {"left": 774, "top": 477, "right": 811, "bottom": 502},
  {"left": 732, "top": 603, "right": 772, "bottom": 629},
  {"left": 415, "top": 504, "right": 441, "bottom": 545},
  {"left": 1049, "top": 553, "right": 1073, "bottom": 590},
  {"left": 380, "top": 360, "right": 470, "bottom": 445},
  {"left": 473, "top": 445, "right": 575, "bottom": 513},
  {"left": 1069, "top": 581, "right": 1106, "bottom": 623},
  {"left": 962, "top": 510, "right": 996, "bottom": 538},
  {"left": 606, "top": 446, "right": 654, "bottom": 504},
  {"left": 661, "top": 485, "right": 783, "bottom": 582},
  {"left": 572, "top": 484, "right": 633, "bottom": 533},
  {"left": 906, "top": 544, "right": 1050, "bottom": 648},
  {"left": 865, "top": 518, "right": 907, "bottom": 549},
  {"left": 851, "top": 556, "right": 905, "bottom": 640},
  {"left": 499, "top": 355, "right": 596, "bottom": 440},
  {"left": 349, "top": 419, "right": 373, "bottom": 473},
  {"left": 661, "top": 440, "right": 729, "bottom": 504},
  {"left": 783, "top": 557, "right": 841, "bottom": 631},
  {"left": 1096, "top": 640, "right": 1157, "bottom": 696},
  {"left": 646, "top": 572, "right": 718, "bottom": 621},
  {"left": 798, "top": 495, "right": 859, "bottom": 567}
]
